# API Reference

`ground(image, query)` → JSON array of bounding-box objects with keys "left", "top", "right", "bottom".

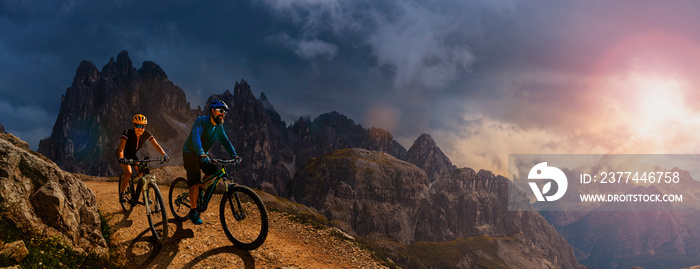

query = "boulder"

[
  {"left": 0, "top": 133, "right": 107, "bottom": 255},
  {"left": 0, "top": 241, "right": 28, "bottom": 263}
]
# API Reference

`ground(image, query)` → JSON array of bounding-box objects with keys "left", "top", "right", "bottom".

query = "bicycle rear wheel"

[
  {"left": 145, "top": 182, "right": 168, "bottom": 244},
  {"left": 119, "top": 174, "right": 135, "bottom": 212},
  {"left": 220, "top": 185, "right": 268, "bottom": 250},
  {"left": 169, "top": 177, "right": 190, "bottom": 221}
]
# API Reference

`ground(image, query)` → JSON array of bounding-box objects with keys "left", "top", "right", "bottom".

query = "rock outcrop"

[
  {"left": 0, "top": 124, "right": 6, "bottom": 134},
  {"left": 0, "top": 241, "right": 29, "bottom": 263},
  {"left": 405, "top": 134, "right": 455, "bottom": 182},
  {"left": 415, "top": 168, "right": 581, "bottom": 268},
  {"left": 0, "top": 133, "right": 107, "bottom": 255},
  {"left": 0, "top": 240, "right": 29, "bottom": 263},
  {"left": 37, "top": 50, "right": 194, "bottom": 176},
  {"left": 290, "top": 148, "right": 428, "bottom": 243},
  {"left": 289, "top": 148, "right": 582, "bottom": 268},
  {"left": 292, "top": 112, "right": 406, "bottom": 170},
  {"left": 203, "top": 82, "right": 296, "bottom": 195},
  {"left": 37, "top": 51, "right": 408, "bottom": 183}
]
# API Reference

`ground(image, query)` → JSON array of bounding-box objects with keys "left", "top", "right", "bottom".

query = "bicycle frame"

[
  {"left": 176, "top": 163, "right": 236, "bottom": 213},
  {"left": 126, "top": 159, "right": 162, "bottom": 211},
  {"left": 169, "top": 157, "right": 266, "bottom": 249}
]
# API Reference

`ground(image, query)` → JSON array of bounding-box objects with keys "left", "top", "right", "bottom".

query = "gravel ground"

[{"left": 85, "top": 181, "right": 389, "bottom": 269}]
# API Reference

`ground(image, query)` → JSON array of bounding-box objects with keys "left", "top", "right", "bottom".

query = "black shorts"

[{"left": 183, "top": 153, "right": 218, "bottom": 186}]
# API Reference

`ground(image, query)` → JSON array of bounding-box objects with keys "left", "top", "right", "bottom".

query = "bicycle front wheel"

[
  {"left": 145, "top": 182, "right": 168, "bottom": 244},
  {"left": 169, "top": 177, "right": 191, "bottom": 221},
  {"left": 220, "top": 185, "right": 269, "bottom": 250},
  {"left": 119, "top": 174, "right": 135, "bottom": 212}
]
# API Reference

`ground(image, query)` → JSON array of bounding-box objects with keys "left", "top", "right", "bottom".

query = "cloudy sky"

[{"left": 3, "top": 0, "right": 700, "bottom": 176}]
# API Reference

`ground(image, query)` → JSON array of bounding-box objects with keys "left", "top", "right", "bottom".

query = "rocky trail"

[{"left": 85, "top": 181, "right": 388, "bottom": 269}]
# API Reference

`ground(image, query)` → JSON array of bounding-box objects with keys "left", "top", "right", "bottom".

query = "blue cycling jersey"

[{"left": 183, "top": 115, "right": 237, "bottom": 157}]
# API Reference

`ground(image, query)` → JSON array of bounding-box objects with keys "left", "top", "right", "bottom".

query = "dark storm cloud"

[
  {"left": 0, "top": 0, "right": 557, "bottom": 150},
  {"left": 6, "top": 0, "right": 700, "bottom": 172},
  {"left": 0, "top": 0, "right": 276, "bottom": 147}
]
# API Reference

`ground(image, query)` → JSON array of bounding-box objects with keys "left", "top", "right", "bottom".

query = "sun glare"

[{"left": 633, "top": 75, "right": 684, "bottom": 123}]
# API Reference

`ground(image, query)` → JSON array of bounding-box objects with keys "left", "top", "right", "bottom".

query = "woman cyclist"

[{"left": 117, "top": 114, "right": 170, "bottom": 202}]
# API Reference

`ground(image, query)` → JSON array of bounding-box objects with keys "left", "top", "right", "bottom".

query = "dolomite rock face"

[
  {"left": 1, "top": 133, "right": 107, "bottom": 255},
  {"left": 290, "top": 148, "right": 429, "bottom": 243},
  {"left": 289, "top": 148, "right": 582, "bottom": 269},
  {"left": 405, "top": 133, "right": 456, "bottom": 182},
  {"left": 38, "top": 50, "right": 193, "bottom": 176}
]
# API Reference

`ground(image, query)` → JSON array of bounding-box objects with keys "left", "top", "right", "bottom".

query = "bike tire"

[
  {"left": 169, "top": 177, "right": 191, "bottom": 221},
  {"left": 119, "top": 174, "right": 135, "bottom": 212},
  {"left": 145, "top": 182, "right": 168, "bottom": 244},
  {"left": 220, "top": 185, "right": 269, "bottom": 250}
]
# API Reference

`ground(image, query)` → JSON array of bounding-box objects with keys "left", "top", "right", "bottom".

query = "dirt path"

[{"left": 85, "top": 181, "right": 388, "bottom": 269}]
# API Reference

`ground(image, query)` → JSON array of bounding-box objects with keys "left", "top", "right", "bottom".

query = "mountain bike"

[
  {"left": 119, "top": 157, "right": 169, "bottom": 244},
  {"left": 168, "top": 158, "right": 268, "bottom": 250}
]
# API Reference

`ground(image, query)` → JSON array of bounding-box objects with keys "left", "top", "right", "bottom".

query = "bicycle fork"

[
  {"left": 142, "top": 174, "right": 158, "bottom": 214},
  {"left": 226, "top": 185, "right": 247, "bottom": 221}
]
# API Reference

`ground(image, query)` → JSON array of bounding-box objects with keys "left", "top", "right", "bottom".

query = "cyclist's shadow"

[
  {"left": 124, "top": 219, "right": 255, "bottom": 269},
  {"left": 181, "top": 245, "right": 255, "bottom": 269},
  {"left": 126, "top": 218, "right": 193, "bottom": 269},
  {"left": 110, "top": 207, "right": 135, "bottom": 233}
]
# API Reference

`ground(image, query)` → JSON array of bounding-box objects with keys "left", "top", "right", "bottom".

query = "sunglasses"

[
  {"left": 134, "top": 124, "right": 146, "bottom": 129},
  {"left": 214, "top": 108, "right": 228, "bottom": 114}
]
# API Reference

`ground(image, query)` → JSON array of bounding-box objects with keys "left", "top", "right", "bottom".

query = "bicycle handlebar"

[
  {"left": 211, "top": 158, "right": 243, "bottom": 165},
  {"left": 124, "top": 157, "right": 165, "bottom": 165}
]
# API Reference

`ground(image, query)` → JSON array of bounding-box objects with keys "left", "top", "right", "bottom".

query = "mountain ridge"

[
  {"left": 37, "top": 50, "right": 452, "bottom": 195},
  {"left": 32, "top": 50, "right": 584, "bottom": 268},
  {"left": 289, "top": 148, "right": 583, "bottom": 268}
]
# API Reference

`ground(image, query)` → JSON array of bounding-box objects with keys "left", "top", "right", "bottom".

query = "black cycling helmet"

[{"left": 210, "top": 100, "right": 229, "bottom": 111}]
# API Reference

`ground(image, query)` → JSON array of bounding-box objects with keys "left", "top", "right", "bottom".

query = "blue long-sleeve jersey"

[{"left": 183, "top": 115, "right": 237, "bottom": 157}]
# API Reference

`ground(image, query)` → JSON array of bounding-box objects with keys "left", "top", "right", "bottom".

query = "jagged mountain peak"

[
  {"left": 414, "top": 133, "right": 437, "bottom": 146},
  {"left": 310, "top": 111, "right": 361, "bottom": 131},
  {"left": 406, "top": 133, "right": 455, "bottom": 182},
  {"left": 234, "top": 79, "right": 254, "bottom": 98},
  {"left": 116, "top": 50, "right": 132, "bottom": 68},
  {"left": 0, "top": 123, "right": 6, "bottom": 134},
  {"left": 72, "top": 60, "right": 99, "bottom": 86},
  {"left": 138, "top": 61, "right": 167, "bottom": 80},
  {"left": 110, "top": 50, "right": 137, "bottom": 79},
  {"left": 101, "top": 57, "right": 116, "bottom": 76},
  {"left": 260, "top": 92, "right": 276, "bottom": 111},
  {"left": 292, "top": 116, "right": 309, "bottom": 136},
  {"left": 39, "top": 51, "right": 193, "bottom": 176}
]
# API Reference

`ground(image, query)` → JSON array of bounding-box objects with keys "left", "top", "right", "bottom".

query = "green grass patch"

[
  {"left": 402, "top": 235, "right": 520, "bottom": 269},
  {"left": 354, "top": 235, "right": 402, "bottom": 269},
  {"left": 354, "top": 233, "right": 524, "bottom": 269},
  {"left": 98, "top": 209, "right": 113, "bottom": 247},
  {"left": 284, "top": 212, "right": 327, "bottom": 230}
]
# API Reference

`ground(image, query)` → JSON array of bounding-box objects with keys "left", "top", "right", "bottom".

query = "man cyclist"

[
  {"left": 183, "top": 100, "right": 240, "bottom": 224},
  {"left": 117, "top": 114, "right": 170, "bottom": 203}
]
